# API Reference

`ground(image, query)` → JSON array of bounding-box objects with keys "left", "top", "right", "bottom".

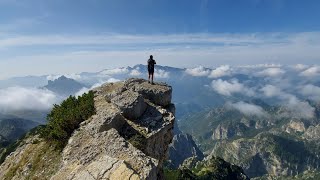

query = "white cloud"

[
  {"left": 100, "top": 67, "right": 129, "bottom": 75},
  {"left": 0, "top": 87, "right": 59, "bottom": 112},
  {"left": 185, "top": 66, "right": 210, "bottom": 77},
  {"left": 300, "top": 66, "right": 320, "bottom": 77},
  {"left": 237, "top": 63, "right": 282, "bottom": 69},
  {"left": 256, "top": 67, "right": 285, "bottom": 77},
  {"left": 260, "top": 84, "right": 315, "bottom": 118},
  {"left": 286, "top": 96, "right": 315, "bottom": 119},
  {"left": 300, "top": 84, "right": 320, "bottom": 101},
  {"left": 211, "top": 79, "right": 254, "bottom": 96},
  {"left": 260, "top": 84, "right": 283, "bottom": 97},
  {"left": 46, "top": 74, "right": 82, "bottom": 81},
  {"left": 154, "top": 69, "right": 170, "bottom": 78},
  {"left": 129, "top": 69, "right": 142, "bottom": 76},
  {"left": 292, "top": 64, "right": 309, "bottom": 71},
  {"left": 1, "top": 32, "right": 320, "bottom": 79},
  {"left": 227, "top": 101, "right": 267, "bottom": 117},
  {"left": 209, "top": 65, "right": 231, "bottom": 78}
]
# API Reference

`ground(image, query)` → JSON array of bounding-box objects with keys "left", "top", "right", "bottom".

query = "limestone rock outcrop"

[
  {"left": 0, "top": 78, "right": 175, "bottom": 180},
  {"left": 53, "top": 78, "right": 175, "bottom": 179}
]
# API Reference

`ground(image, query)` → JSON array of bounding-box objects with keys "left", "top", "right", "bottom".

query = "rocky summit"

[{"left": 0, "top": 78, "right": 175, "bottom": 180}]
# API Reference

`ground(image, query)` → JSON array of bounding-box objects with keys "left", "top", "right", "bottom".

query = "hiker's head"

[{"left": 150, "top": 55, "right": 153, "bottom": 59}]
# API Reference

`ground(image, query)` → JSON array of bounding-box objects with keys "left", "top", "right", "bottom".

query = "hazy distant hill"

[
  {"left": 0, "top": 118, "right": 40, "bottom": 141},
  {"left": 44, "top": 75, "right": 86, "bottom": 96},
  {"left": 0, "top": 135, "right": 8, "bottom": 147},
  {"left": 0, "top": 75, "right": 48, "bottom": 89}
]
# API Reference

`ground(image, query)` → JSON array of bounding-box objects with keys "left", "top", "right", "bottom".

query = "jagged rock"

[
  {"left": 283, "top": 120, "right": 306, "bottom": 134},
  {"left": 180, "top": 156, "right": 199, "bottom": 169},
  {"left": 303, "top": 125, "right": 320, "bottom": 140},
  {"left": 111, "top": 90, "right": 147, "bottom": 120},
  {"left": 171, "top": 156, "right": 249, "bottom": 180},
  {"left": 0, "top": 78, "right": 175, "bottom": 180},
  {"left": 169, "top": 133, "right": 204, "bottom": 168},
  {"left": 53, "top": 78, "right": 175, "bottom": 179},
  {"left": 52, "top": 129, "right": 159, "bottom": 180},
  {"left": 125, "top": 78, "right": 172, "bottom": 106}
]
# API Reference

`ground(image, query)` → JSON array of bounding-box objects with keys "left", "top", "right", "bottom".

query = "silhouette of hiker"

[{"left": 147, "top": 55, "right": 156, "bottom": 84}]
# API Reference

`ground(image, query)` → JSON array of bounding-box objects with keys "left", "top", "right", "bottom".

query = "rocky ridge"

[{"left": 0, "top": 78, "right": 175, "bottom": 180}]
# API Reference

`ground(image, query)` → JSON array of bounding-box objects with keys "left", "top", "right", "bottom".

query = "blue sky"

[{"left": 0, "top": 0, "right": 320, "bottom": 79}]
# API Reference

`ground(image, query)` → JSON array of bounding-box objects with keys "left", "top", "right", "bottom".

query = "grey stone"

[{"left": 111, "top": 90, "right": 147, "bottom": 120}]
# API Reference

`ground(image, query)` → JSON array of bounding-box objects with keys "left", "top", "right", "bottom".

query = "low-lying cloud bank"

[
  {"left": 227, "top": 101, "right": 268, "bottom": 117},
  {"left": 0, "top": 87, "right": 59, "bottom": 112},
  {"left": 211, "top": 79, "right": 255, "bottom": 97},
  {"left": 260, "top": 84, "right": 315, "bottom": 118},
  {"left": 1, "top": 63, "right": 320, "bottom": 120},
  {"left": 185, "top": 66, "right": 210, "bottom": 77}
]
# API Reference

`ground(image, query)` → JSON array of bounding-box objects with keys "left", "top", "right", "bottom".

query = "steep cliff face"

[
  {"left": 211, "top": 124, "right": 320, "bottom": 179},
  {"left": 0, "top": 78, "right": 175, "bottom": 180},
  {"left": 180, "top": 103, "right": 320, "bottom": 179},
  {"left": 168, "top": 133, "right": 204, "bottom": 168}
]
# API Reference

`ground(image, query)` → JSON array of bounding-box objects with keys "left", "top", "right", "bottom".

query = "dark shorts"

[{"left": 148, "top": 68, "right": 154, "bottom": 74}]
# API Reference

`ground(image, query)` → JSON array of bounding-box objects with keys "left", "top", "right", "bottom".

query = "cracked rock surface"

[
  {"left": 0, "top": 78, "right": 175, "bottom": 180},
  {"left": 52, "top": 78, "right": 175, "bottom": 180}
]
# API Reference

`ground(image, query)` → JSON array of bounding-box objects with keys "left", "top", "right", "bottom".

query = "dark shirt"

[{"left": 147, "top": 59, "right": 156, "bottom": 71}]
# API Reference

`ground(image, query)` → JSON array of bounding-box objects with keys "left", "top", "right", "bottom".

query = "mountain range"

[{"left": 0, "top": 64, "right": 320, "bottom": 179}]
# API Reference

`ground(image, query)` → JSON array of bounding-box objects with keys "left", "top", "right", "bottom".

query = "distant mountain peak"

[{"left": 44, "top": 76, "right": 86, "bottom": 96}]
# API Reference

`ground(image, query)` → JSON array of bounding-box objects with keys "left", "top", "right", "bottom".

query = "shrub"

[{"left": 41, "top": 91, "right": 95, "bottom": 148}]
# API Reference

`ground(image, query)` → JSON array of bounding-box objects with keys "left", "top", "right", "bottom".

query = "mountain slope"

[{"left": 179, "top": 101, "right": 320, "bottom": 178}]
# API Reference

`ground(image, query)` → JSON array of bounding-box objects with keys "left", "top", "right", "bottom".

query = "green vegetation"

[
  {"left": 128, "top": 133, "right": 147, "bottom": 151},
  {"left": 41, "top": 91, "right": 95, "bottom": 148},
  {"left": 164, "top": 156, "right": 248, "bottom": 180},
  {"left": 0, "top": 125, "right": 44, "bottom": 164},
  {"left": 1, "top": 91, "right": 95, "bottom": 179},
  {"left": 3, "top": 138, "right": 62, "bottom": 180}
]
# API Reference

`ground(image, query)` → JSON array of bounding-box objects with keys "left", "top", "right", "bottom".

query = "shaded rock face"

[
  {"left": 169, "top": 133, "right": 204, "bottom": 168},
  {"left": 210, "top": 132, "right": 320, "bottom": 178},
  {"left": 52, "top": 78, "right": 175, "bottom": 180}
]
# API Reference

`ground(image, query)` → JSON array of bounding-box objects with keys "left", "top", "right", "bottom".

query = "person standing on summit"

[{"left": 147, "top": 55, "right": 156, "bottom": 84}]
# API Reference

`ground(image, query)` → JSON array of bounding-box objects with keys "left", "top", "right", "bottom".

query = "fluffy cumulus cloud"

[
  {"left": 0, "top": 87, "right": 59, "bottom": 112},
  {"left": 260, "top": 84, "right": 283, "bottom": 97},
  {"left": 292, "top": 64, "right": 309, "bottom": 71},
  {"left": 209, "top": 65, "right": 231, "bottom": 78},
  {"left": 228, "top": 101, "right": 267, "bottom": 117},
  {"left": 129, "top": 69, "right": 142, "bottom": 76},
  {"left": 300, "top": 84, "right": 320, "bottom": 101},
  {"left": 256, "top": 68, "right": 285, "bottom": 77},
  {"left": 154, "top": 69, "right": 170, "bottom": 78},
  {"left": 185, "top": 66, "right": 210, "bottom": 77},
  {"left": 100, "top": 67, "right": 129, "bottom": 75},
  {"left": 300, "top": 66, "right": 320, "bottom": 77},
  {"left": 285, "top": 96, "right": 315, "bottom": 119},
  {"left": 260, "top": 84, "right": 315, "bottom": 118},
  {"left": 211, "top": 79, "right": 254, "bottom": 96}
]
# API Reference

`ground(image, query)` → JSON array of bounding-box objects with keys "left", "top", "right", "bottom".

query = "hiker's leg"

[{"left": 151, "top": 73, "right": 154, "bottom": 83}]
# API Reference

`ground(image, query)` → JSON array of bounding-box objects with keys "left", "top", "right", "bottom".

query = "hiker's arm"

[{"left": 154, "top": 61, "right": 156, "bottom": 64}]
